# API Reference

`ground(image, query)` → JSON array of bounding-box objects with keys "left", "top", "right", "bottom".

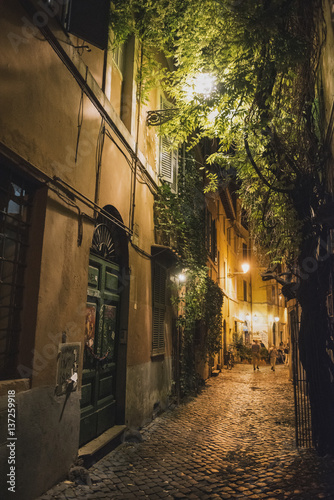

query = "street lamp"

[
  {"left": 241, "top": 262, "right": 250, "bottom": 274},
  {"left": 227, "top": 262, "right": 250, "bottom": 277},
  {"left": 178, "top": 273, "right": 187, "bottom": 283},
  {"left": 146, "top": 72, "right": 216, "bottom": 126},
  {"left": 183, "top": 73, "right": 216, "bottom": 101}
]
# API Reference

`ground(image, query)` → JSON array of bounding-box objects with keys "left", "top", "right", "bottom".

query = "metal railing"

[{"left": 290, "top": 306, "right": 313, "bottom": 448}]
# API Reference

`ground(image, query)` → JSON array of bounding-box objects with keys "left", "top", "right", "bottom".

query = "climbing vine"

[
  {"left": 110, "top": 0, "right": 326, "bottom": 266},
  {"left": 154, "top": 154, "right": 223, "bottom": 395}
]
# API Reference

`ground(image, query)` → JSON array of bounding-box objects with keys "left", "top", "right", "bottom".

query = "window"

[
  {"left": 113, "top": 44, "right": 125, "bottom": 75},
  {"left": 243, "top": 243, "right": 248, "bottom": 260},
  {"left": 44, "top": 0, "right": 69, "bottom": 23},
  {"left": 67, "top": 0, "right": 110, "bottom": 49},
  {"left": 234, "top": 233, "right": 238, "bottom": 253},
  {"left": 159, "top": 98, "right": 178, "bottom": 193},
  {"left": 0, "top": 166, "right": 34, "bottom": 379},
  {"left": 205, "top": 210, "right": 217, "bottom": 262},
  {"left": 206, "top": 210, "right": 212, "bottom": 254},
  {"left": 152, "top": 261, "right": 167, "bottom": 354},
  {"left": 212, "top": 219, "right": 217, "bottom": 262},
  {"left": 227, "top": 227, "right": 231, "bottom": 246},
  {"left": 243, "top": 280, "right": 247, "bottom": 302},
  {"left": 46, "top": 0, "right": 110, "bottom": 50}
]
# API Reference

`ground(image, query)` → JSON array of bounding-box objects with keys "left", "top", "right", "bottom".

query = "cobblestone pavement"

[{"left": 39, "top": 364, "right": 334, "bottom": 500}]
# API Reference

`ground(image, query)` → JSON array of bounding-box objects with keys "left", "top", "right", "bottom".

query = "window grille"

[
  {"left": 0, "top": 166, "right": 33, "bottom": 379},
  {"left": 152, "top": 261, "right": 167, "bottom": 354}
]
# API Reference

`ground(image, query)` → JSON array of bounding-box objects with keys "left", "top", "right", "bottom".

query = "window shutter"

[
  {"left": 160, "top": 136, "right": 173, "bottom": 183},
  {"left": 67, "top": 0, "right": 110, "bottom": 50},
  {"left": 171, "top": 148, "right": 178, "bottom": 193},
  {"left": 159, "top": 97, "right": 178, "bottom": 188},
  {"left": 152, "top": 262, "right": 167, "bottom": 353}
]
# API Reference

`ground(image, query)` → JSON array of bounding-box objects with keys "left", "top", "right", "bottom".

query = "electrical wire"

[{"left": 75, "top": 75, "right": 85, "bottom": 164}]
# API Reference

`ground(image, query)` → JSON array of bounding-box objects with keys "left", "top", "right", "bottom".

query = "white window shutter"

[
  {"left": 159, "top": 97, "right": 177, "bottom": 187},
  {"left": 160, "top": 136, "right": 173, "bottom": 182}
]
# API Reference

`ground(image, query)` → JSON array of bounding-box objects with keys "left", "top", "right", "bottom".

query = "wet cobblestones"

[{"left": 39, "top": 364, "right": 334, "bottom": 499}]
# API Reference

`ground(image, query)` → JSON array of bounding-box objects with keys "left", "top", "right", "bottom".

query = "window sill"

[{"left": 151, "top": 352, "right": 165, "bottom": 361}]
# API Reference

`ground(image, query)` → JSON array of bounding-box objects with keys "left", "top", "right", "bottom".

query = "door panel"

[{"left": 80, "top": 255, "right": 120, "bottom": 447}]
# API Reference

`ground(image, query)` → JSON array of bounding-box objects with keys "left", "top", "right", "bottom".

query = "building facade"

[
  {"left": 0, "top": 2, "right": 179, "bottom": 498},
  {"left": 206, "top": 182, "right": 288, "bottom": 361}
]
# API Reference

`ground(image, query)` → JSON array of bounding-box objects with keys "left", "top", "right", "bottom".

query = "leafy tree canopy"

[{"left": 111, "top": 0, "right": 326, "bottom": 268}]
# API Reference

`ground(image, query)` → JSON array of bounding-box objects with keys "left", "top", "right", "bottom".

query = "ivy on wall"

[{"left": 155, "top": 154, "right": 223, "bottom": 395}]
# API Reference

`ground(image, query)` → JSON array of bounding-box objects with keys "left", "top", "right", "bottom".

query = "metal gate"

[{"left": 290, "top": 305, "right": 313, "bottom": 448}]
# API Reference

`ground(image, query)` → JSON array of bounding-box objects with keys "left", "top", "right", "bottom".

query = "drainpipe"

[{"left": 130, "top": 43, "right": 144, "bottom": 233}]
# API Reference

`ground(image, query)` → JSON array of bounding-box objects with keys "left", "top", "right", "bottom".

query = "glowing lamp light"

[
  {"left": 207, "top": 108, "right": 219, "bottom": 123},
  {"left": 193, "top": 73, "right": 216, "bottom": 96},
  {"left": 274, "top": 316, "right": 279, "bottom": 322},
  {"left": 178, "top": 273, "right": 187, "bottom": 283},
  {"left": 183, "top": 73, "right": 216, "bottom": 101},
  {"left": 253, "top": 314, "right": 258, "bottom": 322},
  {"left": 245, "top": 313, "right": 251, "bottom": 321},
  {"left": 241, "top": 263, "right": 250, "bottom": 274}
]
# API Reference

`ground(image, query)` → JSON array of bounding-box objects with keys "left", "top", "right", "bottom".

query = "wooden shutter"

[
  {"left": 152, "top": 261, "right": 167, "bottom": 353},
  {"left": 171, "top": 148, "right": 178, "bottom": 193},
  {"left": 160, "top": 136, "right": 173, "bottom": 183},
  {"left": 159, "top": 98, "right": 178, "bottom": 188}
]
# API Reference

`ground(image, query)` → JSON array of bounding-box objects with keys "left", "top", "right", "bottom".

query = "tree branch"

[
  {"left": 244, "top": 135, "right": 294, "bottom": 194},
  {"left": 261, "top": 191, "right": 278, "bottom": 230}
]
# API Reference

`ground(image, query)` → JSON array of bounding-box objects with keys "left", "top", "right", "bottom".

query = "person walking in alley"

[
  {"left": 284, "top": 343, "right": 290, "bottom": 365},
  {"left": 251, "top": 339, "right": 260, "bottom": 371},
  {"left": 269, "top": 345, "right": 278, "bottom": 371}
]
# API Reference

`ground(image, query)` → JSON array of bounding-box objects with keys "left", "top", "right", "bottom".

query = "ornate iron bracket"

[{"left": 146, "top": 108, "right": 179, "bottom": 126}]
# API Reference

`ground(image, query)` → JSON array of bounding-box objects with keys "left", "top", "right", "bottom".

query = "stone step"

[{"left": 78, "top": 425, "right": 126, "bottom": 468}]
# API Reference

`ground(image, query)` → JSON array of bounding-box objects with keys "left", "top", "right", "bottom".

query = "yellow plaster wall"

[{"left": 0, "top": 0, "right": 170, "bottom": 410}]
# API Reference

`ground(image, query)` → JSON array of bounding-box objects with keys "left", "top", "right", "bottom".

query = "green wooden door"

[{"left": 80, "top": 254, "right": 120, "bottom": 447}]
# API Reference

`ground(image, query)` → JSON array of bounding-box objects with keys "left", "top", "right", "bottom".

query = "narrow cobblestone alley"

[{"left": 39, "top": 365, "right": 334, "bottom": 500}]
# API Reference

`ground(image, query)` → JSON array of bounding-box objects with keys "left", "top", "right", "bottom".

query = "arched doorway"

[{"left": 79, "top": 207, "right": 129, "bottom": 447}]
